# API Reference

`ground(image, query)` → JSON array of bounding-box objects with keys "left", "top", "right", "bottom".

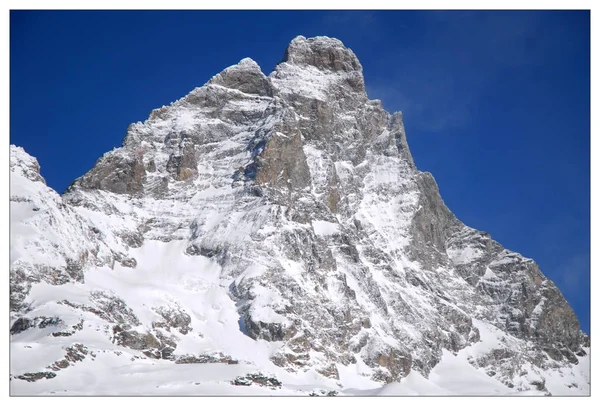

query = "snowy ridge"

[{"left": 10, "top": 36, "right": 589, "bottom": 395}]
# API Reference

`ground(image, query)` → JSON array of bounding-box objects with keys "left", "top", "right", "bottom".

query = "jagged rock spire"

[
  {"left": 283, "top": 35, "right": 363, "bottom": 73},
  {"left": 208, "top": 57, "right": 272, "bottom": 96}
]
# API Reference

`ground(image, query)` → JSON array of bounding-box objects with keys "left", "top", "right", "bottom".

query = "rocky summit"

[{"left": 10, "top": 36, "right": 589, "bottom": 396}]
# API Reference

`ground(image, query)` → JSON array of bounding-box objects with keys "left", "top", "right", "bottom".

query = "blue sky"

[{"left": 10, "top": 10, "right": 590, "bottom": 333}]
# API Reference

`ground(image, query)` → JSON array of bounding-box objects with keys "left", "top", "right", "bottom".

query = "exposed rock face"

[
  {"left": 166, "top": 143, "right": 198, "bottom": 182},
  {"left": 73, "top": 152, "right": 147, "bottom": 195},
  {"left": 10, "top": 316, "right": 62, "bottom": 335},
  {"left": 231, "top": 373, "right": 282, "bottom": 389},
  {"left": 9, "top": 36, "right": 589, "bottom": 394},
  {"left": 255, "top": 127, "right": 311, "bottom": 193},
  {"left": 15, "top": 372, "right": 57, "bottom": 382},
  {"left": 153, "top": 304, "right": 192, "bottom": 335},
  {"left": 209, "top": 57, "right": 272, "bottom": 97},
  {"left": 284, "top": 36, "right": 363, "bottom": 73}
]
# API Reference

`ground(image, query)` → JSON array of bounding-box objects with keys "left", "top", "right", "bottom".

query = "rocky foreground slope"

[{"left": 10, "top": 36, "right": 589, "bottom": 395}]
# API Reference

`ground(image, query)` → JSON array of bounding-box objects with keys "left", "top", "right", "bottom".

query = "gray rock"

[
  {"left": 166, "top": 143, "right": 198, "bottom": 181},
  {"left": 208, "top": 58, "right": 272, "bottom": 97},
  {"left": 153, "top": 304, "right": 192, "bottom": 335},
  {"left": 15, "top": 372, "right": 56, "bottom": 382},
  {"left": 255, "top": 126, "right": 311, "bottom": 194},
  {"left": 69, "top": 152, "right": 146, "bottom": 195},
  {"left": 283, "top": 35, "right": 363, "bottom": 74},
  {"left": 231, "top": 373, "right": 281, "bottom": 389},
  {"left": 175, "top": 353, "right": 237, "bottom": 364}
]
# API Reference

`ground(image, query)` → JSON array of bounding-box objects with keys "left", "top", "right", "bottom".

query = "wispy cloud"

[
  {"left": 367, "top": 11, "right": 559, "bottom": 132},
  {"left": 319, "top": 10, "right": 382, "bottom": 32},
  {"left": 366, "top": 79, "right": 474, "bottom": 132},
  {"left": 320, "top": 10, "right": 378, "bottom": 29},
  {"left": 533, "top": 214, "right": 590, "bottom": 325},
  {"left": 557, "top": 252, "right": 590, "bottom": 294}
]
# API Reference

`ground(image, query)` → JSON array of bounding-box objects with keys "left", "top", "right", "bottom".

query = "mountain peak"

[
  {"left": 10, "top": 36, "right": 590, "bottom": 396},
  {"left": 282, "top": 35, "right": 362, "bottom": 73},
  {"left": 207, "top": 56, "right": 271, "bottom": 96},
  {"left": 237, "top": 57, "right": 261, "bottom": 70},
  {"left": 10, "top": 144, "right": 46, "bottom": 185}
]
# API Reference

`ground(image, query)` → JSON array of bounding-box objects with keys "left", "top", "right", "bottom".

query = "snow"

[
  {"left": 312, "top": 220, "right": 339, "bottom": 236},
  {"left": 13, "top": 324, "right": 586, "bottom": 396},
  {"left": 447, "top": 245, "right": 485, "bottom": 265},
  {"left": 375, "top": 371, "right": 452, "bottom": 396},
  {"left": 11, "top": 356, "right": 291, "bottom": 396},
  {"left": 429, "top": 350, "right": 511, "bottom": 395},
  {"left": 474, "top": 267, "right": 497, "bottom": 283},
  {"left": 11, "top": 236, "right": 297, "bottom": 394},
  {"left": 172, "top": 108, "right": 197, "bottom": 132}
]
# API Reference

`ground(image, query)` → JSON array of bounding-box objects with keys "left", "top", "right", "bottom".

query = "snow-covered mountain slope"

[{"left": 10, "top": 36, "right": 590, "bottom": 396}]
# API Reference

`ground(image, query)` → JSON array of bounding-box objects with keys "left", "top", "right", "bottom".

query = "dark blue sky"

[{"left": 10, "top": 10, "right": 590, "bottom": 333}]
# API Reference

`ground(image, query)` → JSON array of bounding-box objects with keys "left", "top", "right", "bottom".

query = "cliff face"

[{"left": 9, "top": 36, "right": 589, "bottom": 395}]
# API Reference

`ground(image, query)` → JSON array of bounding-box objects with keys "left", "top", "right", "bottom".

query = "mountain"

[{"left": 9, "top": 36, "right": 590, "bottom": 396}]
